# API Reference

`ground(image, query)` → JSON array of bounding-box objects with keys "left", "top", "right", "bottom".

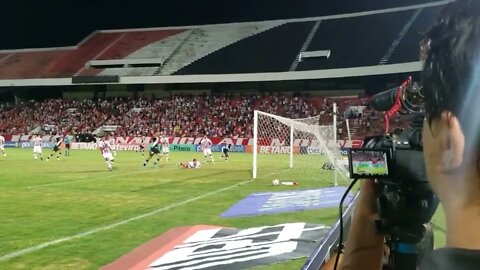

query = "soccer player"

[
  {"left": 32, "top": 135, "right": 43, "bottom": 160},
  {"left": 138, "top": 136, "right": 146, "bottom": 156},
  {"left": 46, "top": 137, "right": 63, "bottom": 161},
  {"left": 64, "top": 135, "right": 71, "bottom": 156},
  {"left": 160, "top": 135, "right": 170, "bottom": 161},
  {"left": 200, "top": 135, "right": 214, "bottom": 163},
  {"left": 109, "top": 132, "right": 117, "bottom": 157},
  {"left": 143, "top": 137, "right": 161, "bottom": 167},
  {"left": 98, "top": 136, "right": 114, "bottom": 171},
  {"left": 221, "top": 144, "right": 232, "bottom": 161},
  {"left": 179, "top": 158, "right": 201, "bottom": 169},
  {"left": 0, "top": 134, "right": 6, "bottom": 157}
]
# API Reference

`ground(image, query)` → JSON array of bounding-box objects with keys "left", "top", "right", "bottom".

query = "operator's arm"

[{"left": 340, "top": 180, "right": 384, "bottom": 270}]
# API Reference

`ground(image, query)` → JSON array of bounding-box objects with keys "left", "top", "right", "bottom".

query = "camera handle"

[
  {"left": 379, "top": 223, "right": 434, "bottom": 270},
  {"left": 383, "top": 242, "right": 418, "bottom": 270}
]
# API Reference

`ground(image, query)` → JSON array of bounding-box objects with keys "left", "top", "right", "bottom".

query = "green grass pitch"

[{"left": 0, "top": 148, "right": 446, "bottom": 270}]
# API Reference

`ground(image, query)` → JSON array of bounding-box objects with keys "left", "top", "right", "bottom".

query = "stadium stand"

[
  {"left": 0, "top": 95, "right": 396, "bottom": 140},
  {"left": 47, "top": 33, "right": 125, "bottom": 78},
  {"left": 387, "top": 6, "right": 443, "bottom": 64},
  {"left": 175, "top": 22, "right": 314, "bottom": 74},
  {"left": 0, "top": 50, "right": 69, "bottom": 79},
  {"left": 297, "top": 10, "right": 415, "bottom": 70}
]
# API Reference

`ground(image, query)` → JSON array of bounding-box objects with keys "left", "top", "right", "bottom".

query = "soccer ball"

[{"left": 272, "top": 179, "right": 280, "bottom": 186}]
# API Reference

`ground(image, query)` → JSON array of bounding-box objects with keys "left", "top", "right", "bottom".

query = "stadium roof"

[
  {"left": 1, "top": 0, "right": 441, "bottom": 50},
  {"left": 0, "top": 0, "right": 451, "bottom": 87}
]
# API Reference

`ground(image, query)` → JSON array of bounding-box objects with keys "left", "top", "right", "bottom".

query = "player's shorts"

[
  {"left": 150, "top": 147, "right": 160, "bottom": 154},
  {"left": 53, "top": 146, "right": 60, "bottom": 152},
  {"left": 223, "top": 148, "right": 229, "bottom": 157},
  {"left": 203, "top": 148, "right": 212, "bottom": 155},
  {"left": 139, "top": 144, "right": 145, "bottom": 150},
  {"left": 33, "top": 146, "right": 42, "bottom": 153},
  {"left": 103, "top": 152, "right": 114, "bottom": 161},
  {"left": 162, "top": 147, "right": 169, "bottom": 153},
  {"left": 65, "top": 144, "right": 70, "bottom": 149},
  {"left": 0, "top": 145, "right": 4, "bottom": 150}
]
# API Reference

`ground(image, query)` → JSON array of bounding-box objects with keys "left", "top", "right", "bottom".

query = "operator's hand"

[
  {"left": 339, "top": 179, "right": 384, "bottom": 270},
  {"left": 355, "top": 179, "right": 378, "bottom": 217}
]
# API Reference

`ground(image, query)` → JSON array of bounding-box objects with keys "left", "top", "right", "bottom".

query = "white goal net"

[{"left": 252, "top": 109, "right": 350, "bottom": 186}]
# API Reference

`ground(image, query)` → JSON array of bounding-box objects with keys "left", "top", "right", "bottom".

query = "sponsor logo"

[
  {"left": 115, "top": 144, "right": 140, "bottom": 151},
  {"left": 103, "top": 223, "right": 329, "bottom": 270},
  {"left": 195, "top": 144, "right": 246, "bottom": 153},
  {"left": 171, "top": 144, "right": 196, "bottom": 152},
  {"left": 322, "top": 162, "right": 349, "bottom": 171},
  {"left": 259, "top": 146, "right": 300, "bottom": 154},
  {"left": 221, "top": 187, "right": 354, "bottom": 218},
  {"left": 5, "top": 134, "right": 364, "bottom": 148},
  {"left": 21, "top": 142, "right": 55, "bottom": 148},
  {"left": 4, "top": 141, "right": 18, "bottom": 148},
  {"left": 148, "top": 223, "right": 329, "bottom": 270},
  {"left": 71, "top": 143, "right": 97, "bottom": 150}
]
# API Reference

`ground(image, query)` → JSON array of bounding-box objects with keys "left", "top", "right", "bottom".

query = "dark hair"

[
  {"left": 422, "top": 0, "right": 480, "bottom": 125},
  {"left": 422, "top": 0, "right": 480, "bottom": 170}
]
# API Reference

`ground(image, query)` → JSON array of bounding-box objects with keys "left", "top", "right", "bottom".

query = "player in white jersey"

[
  {"left": 32, "top": 135, "right": 43, "bottom": 160},
  {"left": 109, "top": 132, "right": 117, "bottom": 157},
  {"left": 160, "top": 135, "right": 170, "bottom": 161},
  {"left": 46, "top": 137, "right": 63, "bottom": 161},
  {"left": 179, "top": 158, "right": 201, "bottom": 169},
  {"left": 200, "top": 135, "right": 214, "bottom": 163},
  {"left": 0, "top": 135, "right": 6, "bottom": 157},
  {"left": 98, "top": 136, "right": 114, "bottom": 171}
]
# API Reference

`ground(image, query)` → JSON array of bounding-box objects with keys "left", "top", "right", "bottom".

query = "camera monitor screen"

[{"left": 348, "top": 149, "right": 391, "bottom": 178}]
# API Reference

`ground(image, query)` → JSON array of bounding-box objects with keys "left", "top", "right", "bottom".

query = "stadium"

[{"left": 0, "top": 1, "right": 448, "bottom": 269}]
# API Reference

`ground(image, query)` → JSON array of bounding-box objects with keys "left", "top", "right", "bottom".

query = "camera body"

[{"left": 346, "top": 78, "right": 439, "bottom": 269}]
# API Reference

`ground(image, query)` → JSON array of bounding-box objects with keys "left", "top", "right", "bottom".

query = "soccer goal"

[{"left": 252, "top": 106, "right": 350, "bottom": 186}]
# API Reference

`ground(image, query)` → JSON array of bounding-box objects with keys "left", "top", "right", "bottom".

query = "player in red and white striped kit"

[
  {"left": 0, "top": 134, "right": 6, "bottom": 157},
  {"left": 109, "top": 132, "right": 117, "bottom": 157},
  {"left": 160, "top": 135, "right": 170, "bottom": 161},
  {"left": 32, "top": 135, "right": 43, "bottom": 160},
  {"left": 200, "top": 135, "right": 214, "bottom": 163},
  {"left": 98, "top": 136, "right": 115, "bottom": 171}
]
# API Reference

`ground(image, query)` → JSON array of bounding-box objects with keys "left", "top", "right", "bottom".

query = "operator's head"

[{"left": 422, "top": 0, "right": 480, "bottom": 208}]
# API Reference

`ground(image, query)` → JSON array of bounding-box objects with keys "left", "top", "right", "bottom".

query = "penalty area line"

[{"left": 0, "top": 178, "right": 255, "bottom": 262}]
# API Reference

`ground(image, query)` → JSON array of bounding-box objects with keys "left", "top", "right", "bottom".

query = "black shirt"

[{"left": 420, "top": 248, "right": 480, "bottom": 270}]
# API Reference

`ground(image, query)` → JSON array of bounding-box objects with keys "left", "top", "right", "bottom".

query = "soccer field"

[{"left": 0, "top": 149, "right": 446, "bottom": 270}]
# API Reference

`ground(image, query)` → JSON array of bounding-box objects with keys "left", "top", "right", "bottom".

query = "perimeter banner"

[{"left": 102, "top": 223, "right": 330, "bottom": 270}]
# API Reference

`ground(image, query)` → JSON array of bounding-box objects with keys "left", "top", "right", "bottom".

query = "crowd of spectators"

[{"left": 0, "top": 95, "right": 395, "bottom": 138}]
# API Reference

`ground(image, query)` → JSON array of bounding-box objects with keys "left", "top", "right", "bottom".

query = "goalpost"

[{"left": 252, "top": 104, "right": 350, "bottom": 186}]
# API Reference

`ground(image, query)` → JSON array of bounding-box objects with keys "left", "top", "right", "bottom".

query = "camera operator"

[{"left": 340, "top": 1, "right": 480, "bottom": 269}]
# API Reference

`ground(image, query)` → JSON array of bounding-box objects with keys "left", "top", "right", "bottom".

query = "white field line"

[{"left": 0, "top": 178, "right": 254, "bottom": 262}]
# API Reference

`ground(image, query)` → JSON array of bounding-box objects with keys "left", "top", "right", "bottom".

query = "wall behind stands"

[{"left": 62, "top": 91, "right": 95, "bottom": 100}]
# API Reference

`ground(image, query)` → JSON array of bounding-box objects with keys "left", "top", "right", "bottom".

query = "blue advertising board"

[
  {"left": 4, "top": 141, "right": 18, "bottom": 148},
  {"left": 20, "top": 142, "right": 55, "bottom": 148},
  {"left": 221, "top": 186, "right": 354, "bottom": 218},
  {"left": 196, "top": 144, "right": 245, "bottom": 153}
]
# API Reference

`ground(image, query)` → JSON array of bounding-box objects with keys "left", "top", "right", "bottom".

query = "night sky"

[{"left": 0, "top": 0, "right": 436, "bottom": 50}]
